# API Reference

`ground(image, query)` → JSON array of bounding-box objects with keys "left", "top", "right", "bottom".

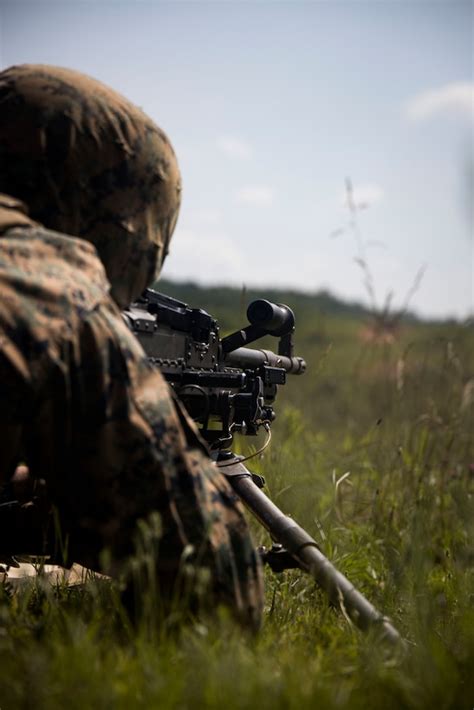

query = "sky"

[{"left": 0, "top": 0, "right": 472, "bottom": 319}]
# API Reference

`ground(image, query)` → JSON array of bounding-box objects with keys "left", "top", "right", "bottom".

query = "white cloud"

[
  {"left": 235, "top": 185, "right": 275, "bottom": 207},
  {"left": 340, "top": 183, "right": 384, "bottom": 208},
  {"left": 405, "top": 82, "right": 473, "bottom": 122},
  {"left": 217, "top": 135, "right": 253, "bottom": 160},
  {"left": 163, "top": 228, "right": 244, "bottom": 282}
]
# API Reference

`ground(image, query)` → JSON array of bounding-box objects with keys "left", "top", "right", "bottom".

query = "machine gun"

[
  {"left": 123, "top": 288, "right": 305, "bottom": 449},
  {"left": 123, "top": 288, "right": 402, "bottom": 645}
]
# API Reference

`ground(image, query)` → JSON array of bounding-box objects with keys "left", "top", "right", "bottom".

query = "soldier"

[{"left": 0, "top": 64, "right": 263, "bottom": 627}]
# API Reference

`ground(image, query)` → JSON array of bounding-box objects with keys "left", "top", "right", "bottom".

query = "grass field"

[{"left": 0, "top": 284, "right": 473, "bottom": 709}]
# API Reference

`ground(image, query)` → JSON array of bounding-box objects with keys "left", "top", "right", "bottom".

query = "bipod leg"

[{"left": 219, "top": 455, "right": 403, "bottom": 647}]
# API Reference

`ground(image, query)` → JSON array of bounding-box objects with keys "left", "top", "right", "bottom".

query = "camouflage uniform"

[{"left": 0, "top": 66, "right": 263, "bottom": 627}]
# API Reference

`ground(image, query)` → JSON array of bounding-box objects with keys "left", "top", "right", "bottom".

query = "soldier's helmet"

[{"left": 0, "top": 64, "right": 181, "bottom": 307}]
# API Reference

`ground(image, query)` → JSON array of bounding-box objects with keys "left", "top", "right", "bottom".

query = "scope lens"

[{"left": 247, "top": 300, "right": 273, "bottom": 324}]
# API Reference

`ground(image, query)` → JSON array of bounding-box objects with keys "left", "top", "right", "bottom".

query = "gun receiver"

[{"left": 123, "top": 288, "right": 305, "bottom": 448}]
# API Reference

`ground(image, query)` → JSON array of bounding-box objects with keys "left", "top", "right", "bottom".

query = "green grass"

[{"left": 0, "top": 302, "right": 473, "bottom": 709}]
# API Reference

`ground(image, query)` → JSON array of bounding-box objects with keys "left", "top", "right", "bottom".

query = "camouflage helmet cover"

[{"left": 0, "top": 64, "right": 181, "bottom": 307}]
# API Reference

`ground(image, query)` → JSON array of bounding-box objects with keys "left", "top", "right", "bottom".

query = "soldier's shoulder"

[
  {"left": 0, "top": 222, "right": 127, "bottom": 383},
  {"left": 0, "top": 223, "right": 111, "bottom": 310}
]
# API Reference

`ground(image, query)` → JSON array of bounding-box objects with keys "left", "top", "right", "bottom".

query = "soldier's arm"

[{"left": 34, "top": 302, "right": 263, "bottom": 627}]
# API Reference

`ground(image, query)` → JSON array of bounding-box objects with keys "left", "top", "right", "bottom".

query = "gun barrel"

[
  {"left": 224, "top": 347, "right": 306, "bottom": 374},
  {"left": 222, "top": 459, "right": 402, "bottom": 646}
]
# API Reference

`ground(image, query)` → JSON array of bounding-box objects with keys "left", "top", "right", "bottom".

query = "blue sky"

[{"left": 1, "top": 0, "right": 472, "bottom": 318}]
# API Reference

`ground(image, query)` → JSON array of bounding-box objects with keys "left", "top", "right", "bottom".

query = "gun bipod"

[{"left": 216, "top": 453, "right": 403, "bottom": 647}]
